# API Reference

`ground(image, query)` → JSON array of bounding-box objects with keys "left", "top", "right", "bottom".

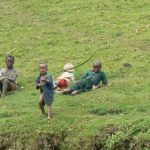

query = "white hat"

[{"left": 63, "top": 63, "right": 74, "bottom": 73}]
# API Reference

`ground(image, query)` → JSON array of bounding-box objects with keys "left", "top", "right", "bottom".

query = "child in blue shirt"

[{"left": 36, "top": 63, "right": 54, "bottom": 120}]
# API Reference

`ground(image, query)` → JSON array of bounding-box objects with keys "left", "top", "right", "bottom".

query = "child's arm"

[
  {"left": 101, "top": 72, "right": 108, "bottom": 85},
  {"left": 40, "top": 78, "right": 50, "bottom": 83},
  {"left": 0, "top": 70, "right": 5, "bottom": 80},
  {"left": 81, "top": 71, "right": 89, "bottom": 79},
  {"left": 40, "top": 75, "right": 53, "bottom": 84},
  {"left": 0, "top": 76, "right": 5, "bottom": 81},
  {"left": 92, "top": 83, "right": 109, "bottom": 90},
  {"left": 4, "top": 74, "right": 18, "bottom": 82},
  {"left": 35, "top": 76, "right": 41, "bottom": 89},
  {"left": 92, "top": 73, "right": 108, "bottom": 90}
]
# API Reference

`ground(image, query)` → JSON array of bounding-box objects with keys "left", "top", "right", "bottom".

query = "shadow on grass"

[
  {"left": 90, "top": 108, "right": 128, "bottom": 116},
  {"left": 0, "top": 112, "right": 26, "bottom": 119}
]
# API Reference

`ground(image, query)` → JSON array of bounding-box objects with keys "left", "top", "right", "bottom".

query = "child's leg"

[
  {"left": 71, "top": 90, "right": 81, "bottom": 96},
  {"left": 39, "top": 94, "right": 45, "bottom": 114},
  {"left": 1, "top": 79, "right": 9, "bottom": 98},
  {"left": 0, "top": 81, "right": 2, "bottom": 97},
  {"left": 47, "top": 105, "right": 52, "bottom": 119},
  {"left": 62, "top": 89, "right": 73, "bottom": 94}
]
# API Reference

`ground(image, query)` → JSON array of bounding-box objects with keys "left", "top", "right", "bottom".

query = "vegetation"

[{"left": 0, "top": 0, "right": 149, "bottom": 149}]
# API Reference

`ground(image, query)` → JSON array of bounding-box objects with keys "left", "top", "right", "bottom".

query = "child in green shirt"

[{"left": 63, "top": 60, "right": 108, "bottom": 96}]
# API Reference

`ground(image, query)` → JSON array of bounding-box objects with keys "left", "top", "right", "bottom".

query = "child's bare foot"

[
  {"left": 71, "top": 90, "right": 80, "bottom": 96},
  {"left": 48, "top": 117, "right": 52, "bottom": 122}
]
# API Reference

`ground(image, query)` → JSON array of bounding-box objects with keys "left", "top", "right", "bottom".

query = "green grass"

[{"left": 0, "top": 0, "right": 150, "bottom": 149}]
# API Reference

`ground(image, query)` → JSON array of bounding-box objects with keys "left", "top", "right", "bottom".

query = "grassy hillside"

[{"left": 0, "top": 0, "right": 150, "bottom": 149}]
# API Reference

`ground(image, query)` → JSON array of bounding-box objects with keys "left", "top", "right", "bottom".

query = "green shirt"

[{"left": 71, "top": 70, "right": 108, "bottom": 92}]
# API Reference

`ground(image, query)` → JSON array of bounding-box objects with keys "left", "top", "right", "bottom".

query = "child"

[
  {"left": 0, "top": 55, "right": 18, "bottom": 98},
  {"left": 63, "top": 60, "right": 108, "bottom": 96},
  {"left": 35, "top": 63, "right": 54, "bottom": 120},
  {"left": 54, "top": 63, "right": 74, "bottom": 90}
]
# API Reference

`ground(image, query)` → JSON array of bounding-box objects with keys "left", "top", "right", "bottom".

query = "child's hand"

[
  {"left": 37, "top": 83, "right": 41, "bottom": 87},
  {"left": 41, "top": 77, "right": 50, "bottom": 83},
  {"left": 40, "top": 78, "right": 46, "bottom": 86},
  {"left": 0, "top": 76, "right": 5, "bottom": 80},
  {"left": 92, "top": 85, "right": 98, "bottom": 90},
  {"left": 40, "top": 77, "right": 46, "bottom": 81}
]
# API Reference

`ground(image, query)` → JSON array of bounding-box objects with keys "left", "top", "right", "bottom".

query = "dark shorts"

[
  {"left": 0, "top": 80, "right": 17, "bottom": 91},
  {"left": 44, "top": 95, "right": 54, "bottom": 106}
]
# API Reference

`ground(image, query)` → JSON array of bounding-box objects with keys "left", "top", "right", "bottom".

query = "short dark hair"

[
  {"left": 39, "top": 63, "right": 48, "bottom": 68},
  {"left": 93, "top": 60, "right": 102, "bottom": 67},
  {"left": 5, "top": 55, "right": 15, "bottom": 62}
]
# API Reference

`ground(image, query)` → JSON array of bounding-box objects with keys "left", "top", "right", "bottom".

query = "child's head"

[
  {"left": 39, "top": 63, "right": 48, "bottom": 75},
  {"left": 93, "top": 60, "right": 102, "bottom": 73},
  {"left": 5, "top": 55, "right": 15, "bottom": 69},
  {"left": 63, "top": 63, "right": 74, "bottom": 73}
]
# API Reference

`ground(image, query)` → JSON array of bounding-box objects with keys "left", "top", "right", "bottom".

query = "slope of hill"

[{"left": 0, "top": 0, "right": 150, "bottom": 149}]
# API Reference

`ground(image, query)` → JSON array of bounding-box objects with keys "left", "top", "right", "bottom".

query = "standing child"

[{"left": 35, "top": 63, "right": 54, "bottom": 120}]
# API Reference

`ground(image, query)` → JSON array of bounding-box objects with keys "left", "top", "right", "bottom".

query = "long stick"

[{"left": 54, "top": 50, "right": 97, "bottom": 74}]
